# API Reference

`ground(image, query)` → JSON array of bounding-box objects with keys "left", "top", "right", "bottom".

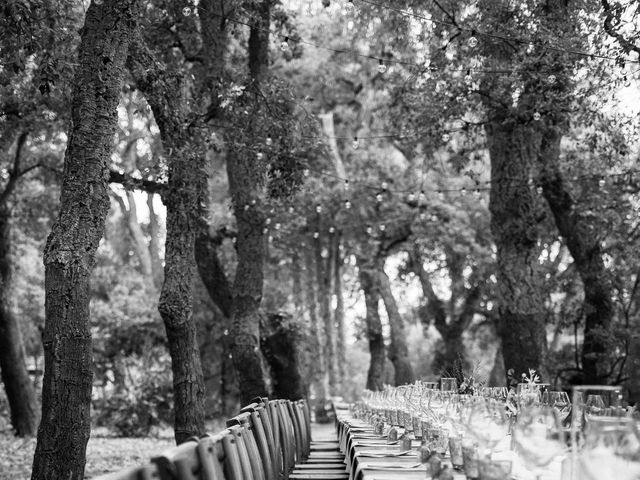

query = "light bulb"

[
  {"left": 329, "top": 226, "right": 335, "bottom": 233},
  {"left": 288, "top": 206, "right": 294, "bottom": 214},
  {"left": 280, "top": 37, "right": 289, "bottom": 52},
  {"left": 461, "top": 187, "right": 467, "bottom": 194},
  {"left": 442, "top": 133, "right": 450, "bottom": 142},
  {"left": 464, "top": 72, "right": 473, "bottom": 85},
  {"left": 536, "top": 186, "right": 543, "bottom": 194},
  {"left": 244, "top": 204, "right": 250, "bottom": 211},
  {"left": 262, "top": 228, "right": 268, "bottom": 234},
  {"left": 344, "top": 200, "right": 352, "bottom": 209},
  {"left": 468, "top": 36, "right": 478, "bottom": 48},
  {"left": 377, "top": 60, "right": 387, "bottom": 74},
  {"left": 274, "top": 223, "right": 281, "bottom": 230},
  {"left": 419, "top": 191, "right": 426, "bottom": 202},
  {"left": 344, "top": 180, "right": 350, "bottom": 189},
  {"left": 251, "top": 199, "right": 257, "bottom": 205},
  {"left": 313, "top": 231, "right": 319, "bottom": 239},
  {"left": 256, "top": 151, "right": 264, "bottom": 160},
  {"left": 381, "top": 181, "right": 388, "bottom": 190},
  {"left": 547, "top": 74, "right": 556, "bottom": 84},
  {"left": 344, "top": 0, "right": 355, "bottom": 12},
  {"left": 420, "top": 212, "right": 427, "bottom": 220},
  {"left": 379, "top": 224, "right": 386, "bottom": 231},
  {"left": 376, "top": 193, "right": 383, "bottom": 202},
  {"left": 475, "top": 189, "right": 481, "bottom": 197},
  {"left": 598, "top": 178, "right": 605, "bottom": 187},
  {"left": 266, "top": 137, "right": 273, "bottom": 146},
  {"left": 268, "top": 235, "right": 273, "bottom": 242},
  {"left": 408, "top": 193, "right": 416, "bottom": 202},
  {"left": 352, "top": 137, "right": 359, "bottom": 149},
  {"left": 316, "top": 204, "right": 322, "bottom": 213},
  {"left": 533, "top": 111, "right": 541, "bottom": 121},
  {"left": 526, "top": 43, "right": 534, "bottom": 54},
  {"left": 182, "top": 6, "right": 191, "bottom": 16},
  {"left": 265, "top": 218, "right": 271, "bottom": 225},
  {"left": 366, "top": 226, "right": 373, "bottom": 235},
  {"left": 303, "top": 168, "right": 310, "bottom": 177}
]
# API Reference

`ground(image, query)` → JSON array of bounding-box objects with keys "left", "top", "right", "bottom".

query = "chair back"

[{"left": 226, "top": 419, "right": 266, "bottom": 480}]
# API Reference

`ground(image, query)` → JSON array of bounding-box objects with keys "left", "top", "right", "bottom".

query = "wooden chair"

[{"left": 226, "top": 419, "right": 266, "bottom": 480}]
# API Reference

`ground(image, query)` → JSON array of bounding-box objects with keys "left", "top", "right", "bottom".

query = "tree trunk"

[
  {"left": 303, "top": 244, "right": 328, "bottom": 410},
  {"left": 537, "top": 128, "right": 614, "bottom": 384},
  {"left": 0, "top": 207, "right": 39, "bottom": 436},
  {"left": 32, "top": 2, "right": 139, "bottom": 477},
  {"left": 333, "top": 235, "right": 347, "bottom": 386},
  {"left": 357, "top": 258, "right": 386, "bottom": 391},
  {"left": 127, "top": 29, "right": 207, "bottom": 445},
  {"left": 486, "top": 119, "right": 547, "bottom": 383},
  {"left": 195, "top": 231, "right": 233, "bottom": 319},
  {"left": 315, "top": 232, "right": 337, "bottom": 394},
  {"left": 147, "top": 193, "right": 163, "bottom": 287},
  {"left": 260, "top": 313, "right": 306, "bottom": 400},
  {"left": 378, "top": 263, "right": 414, "bottom": 385}
]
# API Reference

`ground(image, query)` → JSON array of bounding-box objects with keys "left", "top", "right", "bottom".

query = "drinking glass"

[
  {"left": 543, "top": 391, "right": 571, "bottom": 423},
  {"left": 512, "top": 405, "right": 566, "bottom": 480},
  {"left": 466, "top": 399, "right": 510, "bottom": 456}
]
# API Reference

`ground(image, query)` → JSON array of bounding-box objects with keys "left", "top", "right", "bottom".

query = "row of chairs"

[{"left": 96, "top": 398, "right": 348, "bottom": 480}]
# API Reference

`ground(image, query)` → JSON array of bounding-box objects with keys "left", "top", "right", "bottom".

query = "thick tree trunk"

[
  {"left": 0, "top": 208, "right": 39, "bottom": 436},
  {"left": 486, "top": 119, "right": 547, "bottom": 382},
  {"left": 358, "top": 258, "right": 386, "bottom": 391},
  {"left": 32, "top": 2, "right": 139, "bottom": 477},
  {"left": 260, "top": 314, "right": 306, "bottom": 400},
  {"left": 537, "top": 128, "right": 614, "bottom": 384},
  {"left": 127, "top": 29, "right": 207, "bottom": 445},
  {"left": 378, "top": 264, "right": 414, "bottom": 385}
]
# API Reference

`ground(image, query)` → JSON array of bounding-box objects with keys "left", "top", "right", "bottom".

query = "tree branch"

[
  {"left": 0, "top": 131, "right": 29, "bottom": 206},
  {"left": 108, "top": 170, "right": 167, "bottom": 195},
  {"left": 601, "top": 0, "right": 640, "bottom": 57}
]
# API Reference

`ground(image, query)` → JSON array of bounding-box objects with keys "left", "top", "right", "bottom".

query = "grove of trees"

[{"left": 0, "top": 0, "right": 639, "bottom": 479}]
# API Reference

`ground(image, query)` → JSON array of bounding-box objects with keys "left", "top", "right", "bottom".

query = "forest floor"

[{"left": 0, "top": 427, "right": 175, "bottom": 480}]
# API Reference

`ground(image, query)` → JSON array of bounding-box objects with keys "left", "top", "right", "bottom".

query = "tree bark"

[
  {"left": 537, "top": 127, "right": 614, "bottom": 384},
  {"left": 357, "top": 257, "right": 386, "bottom": 391},
  {"left": 0, "top": 208, "right": 39, "bottom": 437},
  {"left": 333, "top": 235, "right": 347, "bottom": 386},
  {"left": 32, "top": 1, "right": 140, "bottom": 477},
  {"left": 225, "top": 0, "right": 273, "bottom": 405},
  {"left": 378, "top": 263, "right": 414, "bottom": 385},
  {"left": 195, "top": 232, "right": 233, "bottom": 319},
  {"left": 486, "top": 118, "right": 547, "bottom": 382},
  {"left": 127, "top": 27, "right": 207, "bottom": 444},
  {"left": 315, "top": 232, "right": 337, "bottom": 394}
]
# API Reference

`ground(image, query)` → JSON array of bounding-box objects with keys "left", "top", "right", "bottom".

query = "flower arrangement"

[{"left": 444, "top": 356, "right": 487, "bottom": 395}]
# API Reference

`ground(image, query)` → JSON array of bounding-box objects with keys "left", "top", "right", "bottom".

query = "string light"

[
  {"left": 275, "top": 223, "right": 281, "bottom": 230},
  {"left": 182, "top": 6, "right": 191, "bottom": 16},
  {"left": 547, "top": 74, "right": 557, "bottom": 84},
  {"left": 536, "top": 186, "right": 543, "bottom": 194},
  {"left": 352, "top": 137, "right": 360, "bottom": 149},
  {"left": 265, "top": 218, "right": 272, "bottom": 225},
  {"left": 377, "top": 60, "right": 387, "bottom": 74},
  {"left": 262, "top": 227, "right": 269, "bottom": 234},
  {"left": 256, "top": 152, "right": 264, "bottom": 160},
  {"left": 366, "top": 226, "right": 373, "bottom": 235},
  {"left": 244, "top": 205, "right": 250, "bottom": 211},
  {"left": 329, "top": 226, "right": 336, "bottom": 233},
  {"left": 376, "top": 193, "right": 383, "bottom": 202},
  {"left": 266, "top": 137, "right": 273, "bottom": 146},
  {"left": 381, "top": 181, "right": 389, "bottom": 190},
  {"left": 316, "top": 204, "right": 322, "bottom": 213},
  {"left": 533, "top": 111, "right": 541, "bottom": 121},
  {"left": 303, "top": 168, "right": 310, "bottom": 177},
  {"left": 408, "top": 193, "right": 416, "bottom": 202},
  {"left": 344, "top": 200, "right": 352, "bottom": 209},
  {"left": 313, "top": 231, "right": 320, "bottom": 238},
  {"left": 379, "top": 224, "right": 386, "bottom": 231},
  {"left": 280, "top": 37, "right": 290, "bottom": 52},
  {"left": 442, "top": 133, "right": 450, "bottom": 142},
  {"left": 599, "top": 178, "right": 606, "bottom": 187},
  {"left": 419, "top": 190, "right": 426, "bottom": 202},
  {"left": 468, "top": 35, "right": 478, "bottom": 49},
  {"left": 344, "top": 180, "right": 350, "bottom": 189}
]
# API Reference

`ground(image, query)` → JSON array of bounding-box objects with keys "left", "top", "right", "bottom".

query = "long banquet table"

[{"left": 334, "top": 403, "right": 564, "bottom": 480}]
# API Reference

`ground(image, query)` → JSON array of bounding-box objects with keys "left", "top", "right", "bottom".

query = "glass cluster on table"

[{"left": 351, "top": 380, "right": 640, "bottom": 480}]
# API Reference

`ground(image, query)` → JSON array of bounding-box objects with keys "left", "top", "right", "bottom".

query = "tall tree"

[
  {"left": 32, "top": 0, "right": 140, "bottom": 477},
  {"left": 378, "top": 264, "right": 414, "bottom": 385},
  {"left": 357, "top": 256, "right": 386, "bottom": 391},
  {"left": 0, "top": 132, "right": 39, "bottom": 437},
  {"left": 127, "top": 11, "right": 208, "bottom": 441},
  {"left": 226, "top": 0, "right": 272, "bottom": 404}
]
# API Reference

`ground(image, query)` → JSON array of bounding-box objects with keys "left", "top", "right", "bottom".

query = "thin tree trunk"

[
  {"left": 0, "top": 208, "right": 39, "bottom": 436},
  {"left": 127, "top": 28, "right": 207, "bottom": 445},
  {"left": 486, "top": 119, "right": 547, "bottom": 382},
  {"left": 315, "top": 232, "right": 337, "bottom": 394},
  {"left": 303, "top": 244, "right": 327, "bottom": 406},
  {"left": 32, "top": 2, "right": 139, "bottom": 477},
  {"left": 537, "top": 128, "right": 614, "bottom": 384},
  {"left": 147, "top": 193, "right": 163, "bottom": 287},
  {"left": 333, "top": 235, "right": 347, "bottom": 386},
  {"left": 195, "top": 231, "right": 233, "bottom": 319},
  {"left": 358, "top": 257, "right": 386, "bottom": 391},
  {"left": 378, "top": 263, "right": 414, "bottom": 385}
]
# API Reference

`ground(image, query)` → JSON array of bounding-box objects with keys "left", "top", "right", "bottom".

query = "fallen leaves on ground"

[{"left": 0, "top": 430, "right": 174, "bottom": 480}]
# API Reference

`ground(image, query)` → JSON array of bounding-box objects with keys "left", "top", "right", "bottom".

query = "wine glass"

[
  {"left": 466, "top": 399, "right": 510, "bottom": 457},
  {"left": 585, "top": 394, "right": 606, "bottom": 424},
  {"left": 512, "top": 405, "right": 566, "bottom": 480},
  {"left": 543, "top": 391, "right": 571, "bottom": 423}
]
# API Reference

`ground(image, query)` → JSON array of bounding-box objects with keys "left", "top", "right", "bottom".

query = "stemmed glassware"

[
  {"left": 466, "top": 398, "right": 510, "bottom": 457},
  {"left": 512, "top": 405, "right": 566, "bottom": 480},
  {"left": 543, "top": 391, "right": 571, "bottom": 424}
]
